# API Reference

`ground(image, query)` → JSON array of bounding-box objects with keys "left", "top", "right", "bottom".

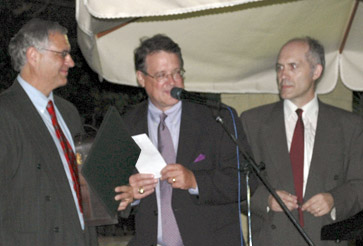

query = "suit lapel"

[
  {"left": 129, "top": 101, "right": 149, "bottom": 135},
  {"left": 304, "top": 101, "right": 341, "bottom": 199},
  {"left": 263, "top": 102, "right": 295, "bottom": 192},
  {"left": 176, "top": 102, "right": 203, "bottom": 166}
]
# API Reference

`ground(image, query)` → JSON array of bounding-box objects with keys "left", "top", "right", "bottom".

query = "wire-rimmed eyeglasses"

[
  {"left": 37, "top": 47, "right": 71, "bottom": 58},
  {"left": 143, "top": 69, "right": 185, "bottom": 83}
]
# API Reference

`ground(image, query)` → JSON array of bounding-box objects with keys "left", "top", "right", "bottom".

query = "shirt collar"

[
  {"left": 17, "top": 74, "right": 54, "bottom": 113},
  {"left": 148, "top": 99, "right": 182, "bottom": 124},
  {"left": 284, "top": 94, "right": 319, "bottom": 121}
]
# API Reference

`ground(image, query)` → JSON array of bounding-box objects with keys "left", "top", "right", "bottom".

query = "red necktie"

[
  {"left": 290, "top": 109, "right": 304, "bottom": 226},
  {"left": 47, "top": 100, "right": 83, "bottom": 213}
]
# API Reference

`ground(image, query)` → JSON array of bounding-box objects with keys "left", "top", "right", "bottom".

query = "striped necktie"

[{"left": 47, "top": 100, "right": 83, "bottom": 213}]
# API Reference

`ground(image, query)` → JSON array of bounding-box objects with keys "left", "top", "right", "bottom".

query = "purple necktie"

[
  {"left": 158, "top": 113, "right": 183, "bottom": 246},
  {"left": 290, "top": 109, "right": 304, "bottom": 227}
]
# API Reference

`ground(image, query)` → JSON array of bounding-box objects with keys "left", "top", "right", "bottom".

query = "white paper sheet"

[{"left": 131, "top": 133, "right": 166, "bottom": 178}]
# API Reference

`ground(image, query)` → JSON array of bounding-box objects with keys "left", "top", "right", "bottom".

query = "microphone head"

[{"left": 170, "top": 87, "right": 183, "bottom": 100}]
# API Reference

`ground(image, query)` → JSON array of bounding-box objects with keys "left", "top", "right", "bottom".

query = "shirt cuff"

[
  {"left": 330, "top": 207, "right": 336, "bottom": 221},
  {"left": 188, "top": 186, "right": 199, "bottom": 195}
]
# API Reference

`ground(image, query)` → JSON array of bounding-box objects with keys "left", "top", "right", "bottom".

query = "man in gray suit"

[
  {"left": 0, "top": 18, "right": 98, "bottom": 245},
  {"left": 240, "top": 37, "right": 363, "bottom": 245}
]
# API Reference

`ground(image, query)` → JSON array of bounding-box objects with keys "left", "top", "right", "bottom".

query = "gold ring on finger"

[
  {"left": 138, "top": 187, "right": 144, "bottom": 194},
  {"left": 172, "top": 178, "right": 176, "bottom": 183}
]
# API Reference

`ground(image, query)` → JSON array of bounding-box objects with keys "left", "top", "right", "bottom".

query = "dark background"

[{"left": 0, "top": 0, "right": 148, "bottom": 129}]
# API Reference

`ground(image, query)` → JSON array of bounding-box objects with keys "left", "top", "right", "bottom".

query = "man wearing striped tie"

[{"left": 0, "top": 18, "right": 98, "bottom": 246}]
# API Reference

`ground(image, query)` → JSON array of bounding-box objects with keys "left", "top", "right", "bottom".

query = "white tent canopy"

[{"left": 76, "top": 0, "right": 363, "bottom": 94}]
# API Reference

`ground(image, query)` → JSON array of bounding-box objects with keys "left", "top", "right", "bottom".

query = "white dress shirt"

[
  {"left": 284, "top": 96, "right": 336, "bottom": 219},
  {"left": 284, "top": 96, "right": 318, "bottom": 197}
]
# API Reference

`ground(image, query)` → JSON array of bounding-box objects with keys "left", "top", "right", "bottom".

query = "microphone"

[{"left": 170, "top": 87, "right": 224, "bottom": 109}]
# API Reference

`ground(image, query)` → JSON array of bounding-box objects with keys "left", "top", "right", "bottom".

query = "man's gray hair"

[{"left": 8, "top": 18, "right": 67, "bottom": 72}]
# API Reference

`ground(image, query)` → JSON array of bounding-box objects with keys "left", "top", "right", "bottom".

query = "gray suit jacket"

[
  {"left": 124, "top": 100, "right": 255, "bottom": 246},
  {"left": 240, "top": 100, "right": 363, "bottom": 246},
  {"left": 0, "top": 81, "right": 98, "bottom": 246}
]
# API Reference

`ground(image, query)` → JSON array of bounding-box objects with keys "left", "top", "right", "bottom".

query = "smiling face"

[
  {"left": 276, "top": 41, "right": 322, "bottom": 108},
  {"left": 137, "top": 51, "right": 184, "bottom": 111},
  {"left": 36, "top": 32, "right": 75, "bottom": 96}
]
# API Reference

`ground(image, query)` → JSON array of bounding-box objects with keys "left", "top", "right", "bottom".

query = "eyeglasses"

[
  {"left": 37, "top": 48, "right": 71, "bottom": 58},
  {"left": 143, "top": 69, "right": 185, "bottom": 83}
]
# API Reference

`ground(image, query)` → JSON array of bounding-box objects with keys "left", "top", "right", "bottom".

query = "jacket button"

[
  {"left": 153, "top": 210, "right": 158, "bottom": 216},
  {"left": 45, "top": 195, "right": 51, "bottom": 201},
  {"left": 53, "top": 227, "right": 60, "bottom": 233},
  {"left": 37, "top": 163, "right": 41, "bottom": 169},
  {"left": 271, "top": 224, "right": 276, "bottom": 230}
]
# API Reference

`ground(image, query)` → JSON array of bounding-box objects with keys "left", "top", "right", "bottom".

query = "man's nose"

[
  {"left": 65, "top": 54, "right": 75, "bottom": 68},
  {"left": 165, "top": 73, "right": 176, "bottom": 85}
]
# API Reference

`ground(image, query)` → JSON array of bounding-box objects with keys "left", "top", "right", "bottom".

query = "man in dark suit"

[
  {"left": 115, "top": 34, "right": 255, "bottom": 246},
  {"left": 0, "top": 18, "right": 98, "bottom": 245},
  {"left": 240, "top": 37, "right": 363, "bottom": 245}
]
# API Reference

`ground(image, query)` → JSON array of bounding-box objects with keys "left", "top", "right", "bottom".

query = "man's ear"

[
  {"left": 136, "top": 71, "right": 145, "bottom": 87},
  {"left": 26, "top": 46, "right": 39, "bottom": 67},
  {"left": 312, "top": 64, "right": 323, "bottom": 81}
]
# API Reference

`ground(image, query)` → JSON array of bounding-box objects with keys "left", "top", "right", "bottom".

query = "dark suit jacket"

[
  {"left": 0, "top": 81, "right": 98, "bottom": 246},
  {"left": 240, "top": 100, "right": 363, "bottom": 246},
  {"left": 123, "top": 100, "right": 254, "bottom": 246}
]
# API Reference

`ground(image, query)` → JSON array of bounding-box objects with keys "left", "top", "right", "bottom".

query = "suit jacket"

[
  {"left": 240, "top": 100, "right": 363, "bottom": 246},
  {"left": 123, "top": 100, "right": 254, "bottom": 246},
  {"left": 0, "top": 81, "right": 98, "bottom": 246}
]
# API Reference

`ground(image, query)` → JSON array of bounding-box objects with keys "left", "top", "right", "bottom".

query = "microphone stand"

[
  {"left": 244, "top": 166, "right": 253, "bottom": 246},
  {"left": 215, "top": 114, "right": 315, "bottom": 246}
]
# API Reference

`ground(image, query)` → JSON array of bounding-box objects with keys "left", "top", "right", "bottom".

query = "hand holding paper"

[
  {"left": 131, "top": 134, "right": 197, "bottom": 192},
  {"left": 132, "top": 133, "right": 167, "bottom": 178}
]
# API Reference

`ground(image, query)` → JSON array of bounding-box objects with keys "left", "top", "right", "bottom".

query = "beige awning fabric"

[
  {"left": 76, "top": 0, "right": 363, "bottom": 94},
  {"left": 83, "top": 0, "right": 261, "bottom": 18}
]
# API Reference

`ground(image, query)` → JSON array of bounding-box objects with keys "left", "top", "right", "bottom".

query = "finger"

[
  {"left": 133, "top": 182, "right": 157, "bottom": 196},
  {"left": 130, "top": 177, "right": 158, "bottom": 189},
  {"left": 117, "top": 201, "right": 128, "bottom": 211},
  {"left": 169, "top": 177, "right": 179, "bottom": 187},
  {"left": 278, "top": 192, "right": 298, "bottom": 209},
  {"left": 162, "top": 164, "right": 184, "bottom": 174},
  {"left": 115, "top": 185, "right": 131, "bottom": 193},
  {"left": 114, "top": 191, "right": 132, "bottom": 201},
  {"left": 302, "top": 196, "right": 319, "bottom": 211},
  {"left": 270, "top": 199, "right": 284, "bottom": 212},
  {"left": 133, "top": 188, "right": 155, "bottom": 200},
  {"left": 161, "top": 164, "right": 181, "bottom": 177},
  {"left": 311, "top": 206, "right": 323, "bottom": 217},
  {"left": 162, "top": 170, "right": 181, "bottom": 182},
  {"left": 129, "top": 173, "right": 155, "bottom": 184},
  {"left": 270, "top": 195, "right": 298, "bottom": 211},
  {"left": 282, "top": 194, "right": 298, "bottom": 204}
]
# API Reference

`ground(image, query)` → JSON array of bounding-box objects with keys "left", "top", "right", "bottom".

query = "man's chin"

[
  {"left": 57, "top": 78, "right": 68, "bottom": 88},
  {"left": 279, "top": 92, "right": 293, "bottom": 100}
]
